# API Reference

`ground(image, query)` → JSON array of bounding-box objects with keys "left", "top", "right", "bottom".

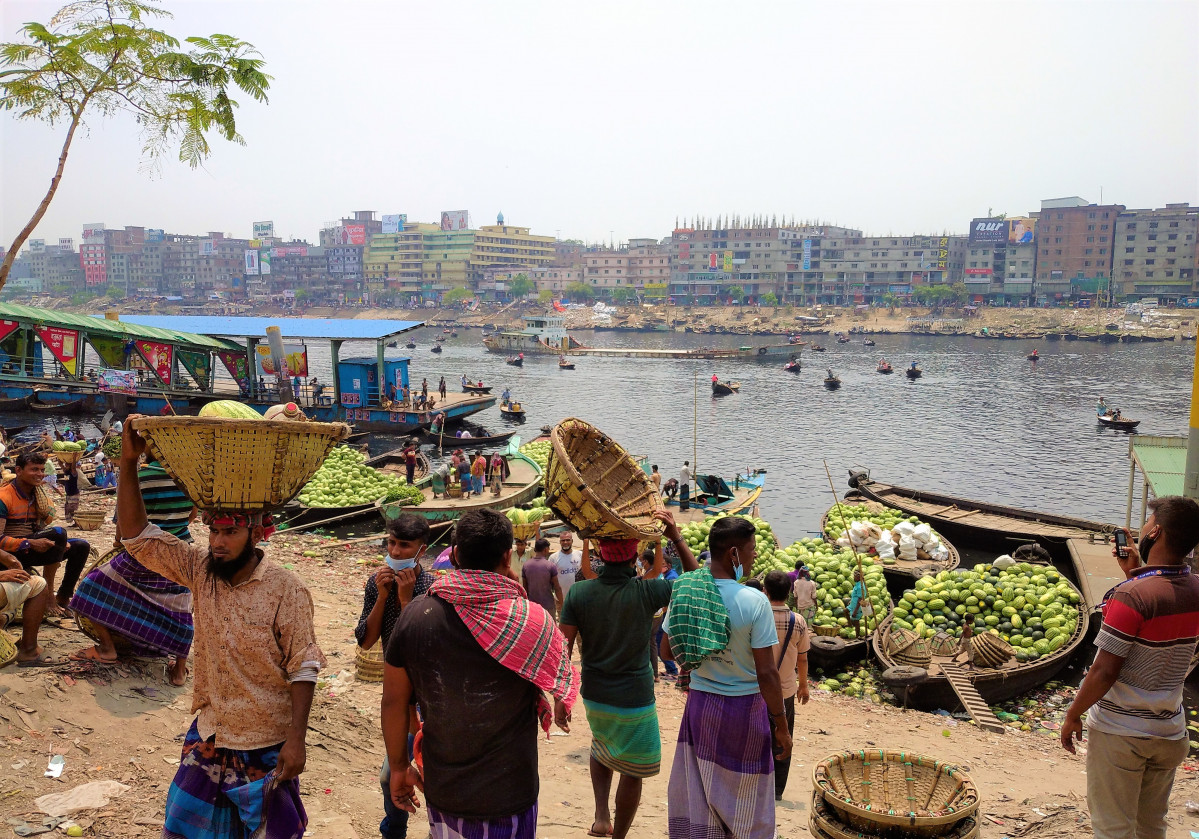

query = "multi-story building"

[
  {"left": 470, "top": 221, "right": 555, "bottom": 282},
  {"left": 363, "top": 223, "right": 440, "bottom": 302},
  {"left": 1113, "top": 203, "right": 1199, "bottom": 302},
  {"left": 963, "top": 216, "right": 1038, "bottom": 304},
  {"left": 1034, "top": 198, "right": 1123, "bottom": 303}
]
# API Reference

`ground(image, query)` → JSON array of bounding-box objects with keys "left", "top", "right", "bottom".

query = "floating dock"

[{"left": 569, "top": 346, "right": 800, "bottom": 360}]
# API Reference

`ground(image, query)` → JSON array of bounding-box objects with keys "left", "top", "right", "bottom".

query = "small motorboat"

[
  {"left": 1099, "top": 414, "right": 1141, "bottom": 431},
  {"left": 1027, "top": 351, "right": 1040, "bottom": 360},
  {"left": 500, "top": 400, "right": 526, "bottom": 421},
  {"left": 876, "top": 361, "right": 893, "bottom": 374},
  {"left": 436, "top": 336, "right": 446, "bottom": 343},
  {"left": 863, "top": 338, "right": 876, "bottom": 347},
  {"left": 905, "top": 365, "right": 923, "bottom": 379},
  {"left": 442, "top": 328, "right": 452, "bottom": 335},
  {"left": 462, "top": 380, "right": 492, "bottom": 394},
  {"left": 558, "top": 359, "right": 576, "bottom": 370},
  {"left": 823, "top": 373, "right": 842, "bottom": 390},
  {"left": 405, "top": 341, "right": 417, "bottom": 349},
  {"left": 836, "top": 336, "right": 851, "bottom": 344},
  {"left": 450, "top": 330, "right": 459, "bottom": 338},
  {"left": 506, "top": 356, "right": 524, "bottom": 367},
  {"left": 811, "top": 344, "right": 826, "bottom": 353},
  {"left": 783, "top": 360, "right": 802, "bottom": 374},
  {"left": 712, "top": 380, "right": 740, "bottom": 396},
  {"left": 431, "top": 345, "right": 443, "bottom": 354}
]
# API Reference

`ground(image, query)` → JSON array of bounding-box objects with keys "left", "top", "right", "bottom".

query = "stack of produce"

[
  {"left": 198, "top": 400, "right": 264, "bottom": 419},
  {"left": 677, "top": 513, "right": 779, "bottom": 576},
  {"left": 891, "top": 562, "right": 1081, "bottom": 662},
  {"left": 802, "top": 545, "right": 889, "bottom": 639},
  {"left": 519, "top": 440, "right": 551, "bottom": 471},
  {"left": 505, "top": 507, "right": 550, "bottom": 527},
  {"left": 297, "top": 446, "right": 423, "bottom": 508},
  {"left": 51, "top": 440, "right": 88, "bottom": 453},
  {"left": 825, "top": 502, "right": 949, "bottom": 565},
  {"left": 101, "top": 437, "right": 122, "bottom": 458},
  {"left": 815, "top": 666, "right": 885, "bottom": 702}
]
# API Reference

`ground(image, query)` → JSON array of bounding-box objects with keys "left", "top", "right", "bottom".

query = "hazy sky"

[{"left": 2, "top": 0, "right": 1197, "bottom": 249}]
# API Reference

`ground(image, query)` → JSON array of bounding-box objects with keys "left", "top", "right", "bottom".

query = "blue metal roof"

[{"left": 115, "top": 315, "right": 425, "bottom": 342}]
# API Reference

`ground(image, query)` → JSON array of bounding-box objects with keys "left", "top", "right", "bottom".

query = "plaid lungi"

[
  {"left": 428, "top": 801, "right": 537, "bottom": 839},
  {"left": 667, "top": 690, "right": 775, "bottom": 839},
  {"left": 584, "top": 699, "right": 662, "bottom": 779}
]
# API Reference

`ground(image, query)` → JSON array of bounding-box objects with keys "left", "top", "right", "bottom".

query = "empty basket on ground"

[
  {"left": 72, "top": 509, "right": 106, "bottom": 531},
  {"left": 544, "top": 418, "right": 665, "bottom": 540},
  {"left": 810, "top": 792, "right": 979, "bottom": 839},
  {"left": 356, "top": 641, "right": 385, "bottom": 682},
  {"left": 130, "top": 416, "right": 350, "bottom": 513},
  {"left": 813, "top": 750, "right": 980, "bottom": 839},
  {"left": 814, "top": 624, "right": 842, "bottom": 638},
  {"left": 0, "top": 629, "right": 17, "bottom": 667}
]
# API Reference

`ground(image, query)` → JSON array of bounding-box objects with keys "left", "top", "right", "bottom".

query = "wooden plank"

[
  {"left": 1067, "top": 537, "right": 1125, "bottom": 613},
  {"left": 939, "top": 663, "right": 1006, "bottom": 734}
]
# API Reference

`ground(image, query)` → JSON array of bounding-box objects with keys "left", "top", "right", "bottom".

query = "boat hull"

[{"left": 377, "top": 450, "right": 543, "bottom": 525}]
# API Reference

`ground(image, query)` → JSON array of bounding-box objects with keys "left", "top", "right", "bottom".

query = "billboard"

[
  {"left": 272, "top": 246, "right": 309, "bottom": 257},
  {"left": 440, "top": 210, "right": 471, "bottom": 231},
  {"left": 253, "top": 221, "right": 275, "bottom": 239},
  {"left": 965, "top": 268, "right": 993, "bottom": 275},
  {"left": 244, "top": 249, "right": 259, "bottom": 275},
  {"left": 382, "top": 214, "right": 407, "bottom": 234},
  {"left": 200, "top": 239, "right": 216, "bottom": 256},
  {"left": 145, "top": 229, "right": 165, "bottom": 243},
  {"left": 802, "top": 239, "right": 812, "bottom": 270},
  {"left": 82, "top": 224, "right": 105, "bottom": 244},
  {"left": 336, "top": 224, "right": 366, "bottom": 246},
  {"left": 937, "top": 237, "right": 949, "bottom": 270},
  {"left": 28, "top": 239, "right": 46, "bottom": 254},
  {"left": 969, "top": 218, "right": 1007, "bottom": 244},
  {"left": 709, "top": 253, "right": 718, "bottom": 269},
  {"left": 249, "top": 238, "right": 262, "bottom": 249},
  {"left": 1008, "top": 217, "right": 1036, "bottom": 244},
  {"left": 723, "top": 251, "right": 733, "bottom": 272},
  {"left": 259, "top": 251, "right": 271, "bottom": 275},
  {"left": 254, "top": 344, "right": 309, "bottom": 378}
]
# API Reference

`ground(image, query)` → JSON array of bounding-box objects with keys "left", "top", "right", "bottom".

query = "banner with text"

[
  {"left": 177, "top": 350, "right": 212, "bottom": 388},
  {"left": 34, "top": 326, "right": 79, "bottom": 375},
  {"left": 135, "top": 340, "right": 174, "bottom": 384},
  {"left": 937, "top": 237, "right": 949, "bottom": 270},
  {"left": 244, "top": 250, "right": 260, "bottom": 275},
  {"left": 337, "top": 224, "right": 366, "bottom": 246},
  {"left": 969, "top": 218, "right": 1007, "bottom": 244},
  {"left": 97, "top": 368, "right": 138, "bottom": 395},
  {"left": 253, "top": 221, "right": 275, "bottom": 239},
  {"left": 259, "top": 251, "right": 272, "bottom": 275},
  {"left": 382, "top": 214, "right": 407, "bottom": 234},
  {"left": 440, "top": 210, "right": 471, "bottom": 231},
  {"left": 217, "top": 350, "right": 252, "bottom": 393}
]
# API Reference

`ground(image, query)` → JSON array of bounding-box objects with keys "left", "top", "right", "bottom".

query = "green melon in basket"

[{"left": 199, "top": 400, "right": 263, "bottom": 420}]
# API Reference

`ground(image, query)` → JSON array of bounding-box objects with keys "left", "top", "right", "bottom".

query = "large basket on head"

[
  {"left": 130, "top": 416, "right": 350, "bottom": 514},
  {"left": 810, "top": 792, "right": 979, "bottom": 839},
  {"left": 511, "top": 521, "right": 541, "bottom": 542},
  {"left": 54, "top": 449, "right": 85, "bottom": 465},
  {"left": 72, "top": 509, "right": 107, "bottom": 531},
  {"left": 813, "top": 750, "right": 980, "bottom": 838},
  {"left": 544, "top": 418, "right": 665, "bottom": 540},
  {"left": 356, "top": 640, "right": 385, "bottom": 683}
]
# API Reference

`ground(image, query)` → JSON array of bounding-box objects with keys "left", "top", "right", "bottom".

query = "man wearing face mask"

[
  {"left": 355, "top": 513, "right": 433, "bottom": 839},
  {"left": 1061, "top": 496, "right": 1199, "bottom": 839}
]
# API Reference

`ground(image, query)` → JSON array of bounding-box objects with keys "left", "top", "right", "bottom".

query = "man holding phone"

[{"left": 1060, "top": 496, "right": 1199, "bottom": 839}]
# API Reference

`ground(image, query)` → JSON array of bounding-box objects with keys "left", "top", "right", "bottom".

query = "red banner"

[
  {"left": 0, "top": 321, "right": 19, "bottom": 344},
  {"left": 135, "top": 340, "right": 174, "bottom": 384},
  {"left": 34, "top": 326, "right": 79, "bottom": 376}
]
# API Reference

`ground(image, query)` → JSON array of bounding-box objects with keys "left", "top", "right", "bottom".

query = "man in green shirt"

[{"left": 558, "top": 510, "right": 697, "bottom": 839}]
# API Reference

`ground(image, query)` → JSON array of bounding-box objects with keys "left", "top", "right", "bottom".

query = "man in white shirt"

[
  {"left": 551, "top": 532, "right": 582, "bottom": 596},
  {"left": 679, "top": 461, "right": 692, "bottom": 511}
]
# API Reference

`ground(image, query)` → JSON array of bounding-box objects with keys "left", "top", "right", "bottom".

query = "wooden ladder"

[{"left": 938, "top": 663, "right": 1006, "bottom": 734}]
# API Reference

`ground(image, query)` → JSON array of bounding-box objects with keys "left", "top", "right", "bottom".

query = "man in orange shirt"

[{"left": 471, "top": 451, "right": 487, "bottom": 496}]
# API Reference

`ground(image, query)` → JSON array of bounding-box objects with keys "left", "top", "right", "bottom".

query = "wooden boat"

[
  {"left": 712, "top": 380, "right": 740, "bottom": 396},
  {"left": 876, "top": 362, "right": 893, "bottom": 374},
  {"left": 461, "top": 381, "right": 492, "bottom": 394},
  {"left": 430, "top": 345, "right": 443, "bottom": 353},
  {"left": 405, "top": 341, "right": 416, "bottom": 349},
  {"left": 1027, "top": 352, "right": 1040, "bottom": 360},
  {"left": 1098, "top": 415, "right": 1140, "bottom": 431},
  {"left": 659, "top": 470, "right": 767, "bottom": 526},
  {"left": 783, "top": 360, "right": 802, "bottom": 373},
  {"left": 282, "top": 497, "right": 386, "bottom": 529},
  {"left": 823, "top": 374, "right": 841, "bottom": 390},
  {"left": 848, "top": 471, "right": 1116, "bottom": 561},
  {"left": 863, "top": 338, "right": 876, "bottom": 347},
  {"left": 450, "top": 330, "right": 459, "bottom": 337},
  {"left": 837, "top": 336, "right": 851, "bottom": 344},
  {"left": 499, "top": 401, "right": 526, "bottom": 420},
  {"left": 30, "top": 394, "right": 85, "bottom": 414},
  {"left": 377, "top": 448, "right": 543, "bottom": 525},
  {"left": 417, "top": 427, "right": 517, "bottom": 447},
  {"left": 364, "top": 448, "right": 431, "bottom": 481},
  {"left": 436, "top": 336, "right": 446, "bottom": 343},
  {"left": 872, "top": 599, "right": 1090, "bottom": 712},
  {"left": 1, "top": 424, "right": 31, "bottom": 438},
  {"left": 811, "top": 344, "right": 826, "bottom": 352},
  {"left": 558, "top": 360, "right": 575, "bottom": 370},
  {"left": 905, "top": 366, "right": 923, "bottom": 379},
  {"left": 0, "top": 395, "right": 31, "bottom": 411},
  {"left": 819, "top": 495, "right": 961, "bottom": 590},
  {"left": 506, "top": 356, "right": 523, "bottom": 367}
]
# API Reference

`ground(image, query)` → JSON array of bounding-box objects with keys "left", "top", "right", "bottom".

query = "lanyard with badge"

[{"left": 1100, "top": 565, "right": 1191, "bottom": 614}]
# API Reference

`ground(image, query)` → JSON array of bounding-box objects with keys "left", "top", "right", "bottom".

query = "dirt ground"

[{"left": 4, "top": 496, "right": 1199, "bottom": 837}]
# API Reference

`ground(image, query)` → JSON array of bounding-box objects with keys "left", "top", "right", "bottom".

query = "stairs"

[{"left": 938, "top": 662, "right": 1006, "bottom": 734}]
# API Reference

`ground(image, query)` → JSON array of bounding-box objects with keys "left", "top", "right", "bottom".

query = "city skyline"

[{"left": 3, "top": 0, "right": 1196, "bottom": 249}]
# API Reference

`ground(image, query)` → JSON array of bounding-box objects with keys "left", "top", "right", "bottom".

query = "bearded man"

[{"left": 116, "top": 419, "right": 325, "bottom": 839}]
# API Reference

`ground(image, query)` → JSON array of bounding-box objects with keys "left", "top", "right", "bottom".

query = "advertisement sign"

[
  {"left": 708, "top": 253, "right": 718, "bottom": 269},
  {"left": 272, "top": 246, "right": 309, "bottom": 257},
  {"left": 29, "top": 239, "right": 46, "bottom": 254},
  {"left": 88, "top": 335, "right": 127, "bottom": 369},
  {"left": 969, "top": 218, "right": 1007, "bottom": 244},
  {"left": 177, "top": 350, "right": 211, "bottom": 388},
  {"left": 802, "top": 239, "right": 812, "bottom": 270},
  {"left": 200, "top": 239, "right": 215, "bottom": 256},
  {"left": 937, "top": 237, "right": 949, "bottom": 270},
  {"left": 965, "top": 268, "right": 994, "bottom": 275},
  {"left": 82, "top": 224, "right": 105, "bottom": 244},
  {"left": 34, "top": 326, "right": 79, "bottom": 375},
  {"left": 0, "top": 321, "right": 19, "bottom": 344},
  {"left": 335, "top": 224, "right": 366, "bottom": 246},
  {"left": 259, "top": 252, "right": 272, "bottom": 275},
  {"left": 253, "top": 221, "right": 275, "bottom": 239},
  {"left": 254, "top": 344, "right": 309, "bottom": 378},
  {"left": 216, "top": 350, "right": 252, "bottom": 393},
  {"left": 135, "top": 340, "right": 174, "bottom": 384},
  {"left": 440, "top": 210, "right": 471, "bottom": 231},
  {"left": 1008, "top": 217, "right": 1036, "bottom": 244},
  {"left": 145, "top": 229, "right": 165, "bottom": 243},
  {"left": 249, "top": 238, "right": 262, "bottom": 250},
  {"left": 57, "top": 238, "right": 74, "bottom": 250},
  {"left": 678, "top": 243, "right": 689, "bottom": 261},
  {"left": 244, "top": 249, "right": 260, "bottom": 275},
  {"left": 96, "top": 368, "right": 138, "bottom": 395},
  {"left": 382, "top": 214, "right": 407, "bottom": 234},
  {"left": 723, "top": 251, "right": 733, "bottom": 273}
]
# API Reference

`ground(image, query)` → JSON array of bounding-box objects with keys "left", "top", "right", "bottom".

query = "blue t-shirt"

[{"left": 665, "top": 578, "right": 777, "bottom": 696}]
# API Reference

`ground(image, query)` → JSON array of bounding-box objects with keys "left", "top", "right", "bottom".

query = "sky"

[{"left": 2, "top": 0, "right": 1197, "bottom": 250}]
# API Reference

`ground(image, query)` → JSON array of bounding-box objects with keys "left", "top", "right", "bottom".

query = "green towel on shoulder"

[{"left": 665, "top": 567, "right": 730, "bottom": 668}]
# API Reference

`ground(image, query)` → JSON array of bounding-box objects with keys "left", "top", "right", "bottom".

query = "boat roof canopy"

[
  {"left": 114, "top": 314, "right": 425, "bottom": 342},
  {"left": 1129, "top": 435, "right": 1186, "bottom": 499},
  {"left": 0, "top": 302, "right": 242, "bottom": 351}
]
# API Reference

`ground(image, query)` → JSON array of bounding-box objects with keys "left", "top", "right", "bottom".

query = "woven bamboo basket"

[
  {"left": 54, "top": 449, "right": 85, "bottom": 465},
  {"left": 72, "top": 509, "right": 107, "bottom": 531},
  {"left": 0, "top": 629, "right": 17, "bottom": 667},
  {"left": 75, "top": 547, "right": 135, "bottom": 656},
  {"left": 814, "top": 624, "right": 842, "bottom": 637},
  {"left": 130, "top": 416, "right": 350, "bottom": 513},
  {"left": 893, "top": 635, "right": 933, "bottom": 668},
  {"left": 813, "top": 750, "right": 980, "bottom": 838},
  {"left": 810, "top": 792, "right": 979, "bottom": 839},
  {"left": 356, "top": 640, "right": 385, "bottom": 682},
  {"left": 511, "top": 521, "right": 541, "bottom": 541},
  {"left": 544, "top": 418, "right": 665, "bottom": 540}
]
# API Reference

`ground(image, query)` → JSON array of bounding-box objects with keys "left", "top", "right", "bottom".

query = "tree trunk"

[{"left": 0, "top": 109, "right": 85, "bottom": 291}]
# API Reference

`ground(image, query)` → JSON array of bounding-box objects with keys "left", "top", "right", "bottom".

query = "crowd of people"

[{"left": 2, "top": 415, "right": 1199, "bottom": 839}]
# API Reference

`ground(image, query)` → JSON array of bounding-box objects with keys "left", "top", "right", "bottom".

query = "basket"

[
  {"left": 0, "top": 629, "right": 17, "bottom": 667},
  {"left": 75, "top": 548, "right": 135, "bottom": 656},
  {"left": 356, "top": 640, "right": 385, "bottom": 683},
  {"left": 893, "top": 635, "right": 933, "bottom": 669},
  {"left": 810, "top": 792, "right": 979, "bottom": 839},
  {"left": 881, "top": 625, "right": 918, "bottom": 657},
  {"left": 130, "top": 416, "right": 350, "bottom": 513},
  {"left": 813, "top": 750, "right": 980, "bottom": 838},
  {"left": 544, "top": 418, "right": 665, "bottom": 540},
  {"left": 929, "top": 632, "right": 959, "bottom": 658},
  {"left": 511, "top": 521, "right": 541, "bottom": 541},
  {"left": 968, "top": 632, "right": 1013, "bottom": 669},
  {"left": 814, "top": 624, "right": 842, "bottom": 637},
  {"left": 54, "top": 449, "right": 85, "bottom": 465},
  {"left": 447, "top": 484, "right": 463, "bottom": 498},
  {"left": 72, "top": 510, "right": 107, "bottom": 531}
]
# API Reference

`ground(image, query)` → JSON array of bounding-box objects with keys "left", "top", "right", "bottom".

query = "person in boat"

[
  {"left": 501, "top": 387, "right": 511, "bottom": 405},
  {"left": 420, "top": 379, "right": 429, "bottom": 406},
  {"left": 438, "top": 377, "right": 447, "bottom": 401},
  {"left": 1097, "top": 396, "right": 1107, "bottom": 417},
  {"left": 1112, "top": 408, "right": 1123, "bottom": 421},
  {"left": 711, "top": 374, "right": 719, "bottom": 384},
  {"left": 311, "top": 377, "right": 324, "bottom": 402},
  {"left": 846, "top": 569, "right": 868, "bottom": 638},
  {"left": 489, "top": 452, "right": 507, "bottom": 496},
  {"left": 388, "top": 383, "right": 398, "bottom": 408},
  {"left": 827, "top": 368, "right": 835, "bottom": 380},
  {"left": 430, "top": 412, "right": 445, "bottom": 435},
  {"left": 461, "top": 374, "right": 469, "bottom": 389},
  {"left": 910, "top": 361, "right": 919, "bottom": 370}
]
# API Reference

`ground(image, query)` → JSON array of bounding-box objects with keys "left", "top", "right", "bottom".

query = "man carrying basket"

[{"left": 115, "top": 419, "right": 325, "bottom": 839}]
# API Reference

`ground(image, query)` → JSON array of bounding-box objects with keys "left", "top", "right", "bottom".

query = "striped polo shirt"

[
  {"left": 0, "top": 481, "right": 53, "bottom": 552},
  {"left": 1088, "top": 566, "right": 1199, "bottom": 739},
  {"left": 140, "top": 462, "right": 194, "bottom": 542}
]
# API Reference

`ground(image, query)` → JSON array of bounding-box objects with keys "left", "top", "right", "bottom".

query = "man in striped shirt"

[{"left": 1061, "top": 496, "right": 1199, "bottom": 839}]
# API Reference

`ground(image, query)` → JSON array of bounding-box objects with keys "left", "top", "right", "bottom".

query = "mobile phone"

[{"left": 1115, "top": 529, "right": 1128, "bottom": 559}]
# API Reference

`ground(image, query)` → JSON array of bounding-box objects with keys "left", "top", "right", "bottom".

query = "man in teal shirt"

[{"left": 559, "top": 511, "right": 696, "bottom": 839}]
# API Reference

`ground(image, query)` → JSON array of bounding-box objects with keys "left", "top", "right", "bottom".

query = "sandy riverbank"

[{"left": 3, "top": 496, "right": 1199, "bottom": 837}]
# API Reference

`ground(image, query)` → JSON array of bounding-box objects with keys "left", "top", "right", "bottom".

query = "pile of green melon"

[
  {"left": 297, "top": 446, "right": 424, "bottom": 508},
  {"left": 816, "top": 666, "right": 886, "bottom": 702},
  {"left": 51, "top": 441, "right": 87, "bottom": 452},
  {"left": 804, "top": 547, "right": 890, "bottom": 639},
  {"left": 519, "top": 440, "right": 551, "bottom": 471},
  {"left": 891, "top": 563, "right": 1082, "bottom": 662},
  {"left": 677, "top": 513, "right": 779, "bottom": 576}
]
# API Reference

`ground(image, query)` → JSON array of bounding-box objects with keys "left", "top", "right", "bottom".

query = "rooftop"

[
  {"left": 1129, "top": 435, "right": 1186, "bottom": 500},
  {"left": 114, "top": 314, "right": 425, "bottom": 342},
  {"left": 0, "top": 302, "right": 241, "bottom": 351}
]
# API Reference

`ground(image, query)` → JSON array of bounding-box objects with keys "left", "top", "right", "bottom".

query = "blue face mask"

[
  {"left": 386, "top": 557, "right": 417, "bottom": 572},
  {"left": 732, "top": 549, "right": 744, "bottom": 581}
]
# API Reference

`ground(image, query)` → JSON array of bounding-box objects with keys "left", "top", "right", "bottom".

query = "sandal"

[{"left": 69, "top": 646, "right": 118, "bottom": 664}]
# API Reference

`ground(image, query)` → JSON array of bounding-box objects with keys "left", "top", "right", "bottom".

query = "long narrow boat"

[
  {"left": 711, "top": 380, "right": 739, "bottom": 396},
  {"left": 376, "top": 448, "right": 543, "bottom": 525},
  {"left": 364, "top": 449, "right": 431, "bottom": 482},
  {"left": 417, "top": 428, "right": 517, "bottom": 447},
  {"left": 461, "top": 382, "right": 492, "bottom": 394},
  {"left": 819, "top": 495, "right": 961, "bottom": 590},
  {"left": 663, "top": 470, "right": 767, "bottom": 526},
  {"left": 1, "top": 424, "right": 31, "bottom": 438},
  {"left": 848, "top": 471, "right": 1115, "bottom": 560},
  {"left": 0, "top": 395, "right": 31, "bottom": 411},
  {"left": 1098, "top": 415, "right": 1140, "bottom": 431},
  {"left": 30, "top": 394, "right": 85, "bottom": 414},
  {"left": 871, "top": 599, "right": 1090, "bottom": 712},
  {"left": 282, "top": 497, "right": 387, "bottom": 529}
]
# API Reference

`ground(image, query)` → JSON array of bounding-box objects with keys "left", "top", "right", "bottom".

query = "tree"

[
  {"left": 727, "top": 285, "right": 745, "bottom": 305},
  {"left": 508, "top": 273, "right": 534, "bottom": 299},
  {"left": 0, "top": 0, "right": 271, "bottom": 289},
  {"left": 761, "top": 291, "right": 778, "bottom": 306},
  {"left": 537, "top": 289, "right": 554, "bottom": 305},
  {"left": 610, "top": 287, "right": 633, "bottom": 303},
  {"left": 293, "top": 288, "right": 310, "bottom": 303},
  {"left": 105, "top": 285, "right": 123, "bottom": 299},
  {"left": 442, "top": 287, "right": 472, "bottom": 306},
  {"left": 565, "top": 281, "right": 594, "bottom": 301}
]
